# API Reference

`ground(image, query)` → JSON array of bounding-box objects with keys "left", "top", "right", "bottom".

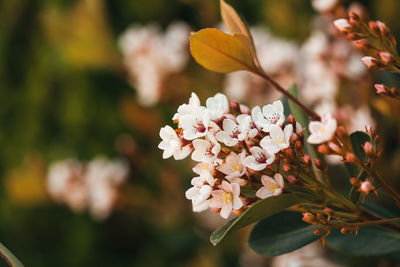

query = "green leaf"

[
  {"left": 0, "top": 241, "right": 24, "bottom": 267},
  {"left": 210, "top": 194, "right": 305, "bottom": 246},
  {"left": 287, "top": 84, "right": 307, "bottom": 127},
  {"left": 326, "top": 226, "right": 400, "bottom": 256},
  {"left": 344, "top": 162, "right": 367, "bottom": 204},
  {"left": 248, "top": 211, "right": 319, "bottom": 256},
  {"left": 350, "top": 131, "right": 373, "bottom": 162}
]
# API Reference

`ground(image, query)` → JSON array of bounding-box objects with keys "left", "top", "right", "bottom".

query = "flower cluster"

[
  {"left": 47, "top": 157, "right": 129, "bottom": 220},
  {"left": 159, "top": 92, "right": 318, "bottom": 219}
]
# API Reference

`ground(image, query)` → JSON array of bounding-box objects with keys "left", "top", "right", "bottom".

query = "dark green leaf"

[
  {"left": 350, "top": 131, "right": 372, "bottom": 162},
  {"left": 210, "top": 194, "right": 305, "bottom": 245},
  {"left": 248, "top": 211, "right": 319, "bottom": 256},
  {"left": 326, "top": 226, "right": 400, "bottom": 256},
  {"left": 345, "top": 162, "right": 367, "bottom": 204}
]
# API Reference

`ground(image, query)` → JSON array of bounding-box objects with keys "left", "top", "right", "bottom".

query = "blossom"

[
  {"left": 251, "top": 100, "right": 285, "bottom": 132},
  {"left": 210, "top": 181, "right": 243, "bottom": 219},
  {"left": 312, "top": 0, "right": 338, "bottom": 12},
  {"left": 361, "top": 56, "right": 379, "bottom": 69},
  {"left": 206, "top": 93, "right": 229, "bottom": 120},
  {"left": 158, "top": 125, "right": 192, "bottom": 160},
  {"left": 191, "top": 171, "right": 215, "bottom": 187},
  {"left": 237, "top": 114, "right": 258, "bottom": 139},
  {"left": 179, "top": 108, "right": 210, "bottom": 140},
  {"left": 215, "top": 118, "right": 242, "bottom": 146},
  {"left": 260, "top": 124, "right": 293, "bottom": 154},
  {"left": 333, "top": 19, "right": 351, "bottom": 32},
  {"left": 192, "top": 162, "right": 214, "bottom": 175},
  {"left": 191, "top": 133, "right": 221, "bottom": 163},
  {"left": 185, "top": 183, "right": 212, "bottom": 212},
  {"left": 217, "top": 151, "right": 247, "bottom": 182},
  {"left": 307, "top": 113, "right": 337, "bottom": 144},
  {"left": 256, "top": 174, "right": 284, "bottom": 199},
  {"left": 243, "top": 146, "right": 275, "bottom": 171},
  {"left": 173, "top": 92, "right": 201, "bottom": 121}
]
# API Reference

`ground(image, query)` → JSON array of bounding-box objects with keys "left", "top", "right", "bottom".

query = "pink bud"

[
  {"left": 239, "top": 104, "right": 250, "bottom": 114},
  {"left": 328, "top": 142, "right": 342, "bottom": 154},
  {"left": 360, "top": 180, "right": 373, "bottom": 193},
  {"left": 361, "top": 56, "right": 379, "bottom": 69},
  {"left": 369, "top": 21, "right": 380, "bottom": 35},
  {"left": 376, "top": 20, "right": 389, "bottom": 35},
  {"left": 354, "top": 39, "right": 371, "bottom": 50},
  {"left": 379, "top": 51, "right": 392, "bottom": 64},
  {"left": 375, "top": 84, "right": 389, "bottom": 95},
  {"left": 334, "top": 19, "right": 351, "bottom": 32},
  {"left": 363, "top": 141, "right": 374, "bottom": 158}
]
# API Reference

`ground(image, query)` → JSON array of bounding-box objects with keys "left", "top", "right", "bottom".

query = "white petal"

[{"left": 220, "top": 203, "right": 232, "bottom": 219}]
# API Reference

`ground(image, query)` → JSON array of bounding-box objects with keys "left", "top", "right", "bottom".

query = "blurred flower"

[
  {"left": 307, "top": 113, "right": 337, "bottom": 145},
  {"left": 312, "top": 0, "right": 338, "bottom": 13},
  {"left": 119, "top": 22, "right": 190, "bottom": 106},
  {"left": 47, "top": 157, "right": 129, "bottom": 220}
]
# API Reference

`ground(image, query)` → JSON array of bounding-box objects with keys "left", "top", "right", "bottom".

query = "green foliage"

[
  {"left": 248, "top": 211, "right": 319, "bottom": 256},
  {"left": 326, "top": 227, "right": 400, "bottom": 256},
  {"left": 210, "top": 194, "right": 305, "bottom": 245},
  {"left": 350, "top": 131, "right": 373, "bottom": 163}
]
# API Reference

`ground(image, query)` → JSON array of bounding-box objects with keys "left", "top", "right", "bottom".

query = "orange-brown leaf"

[{"left": 190, "top": 28, "right": 256, "bottom": 73}]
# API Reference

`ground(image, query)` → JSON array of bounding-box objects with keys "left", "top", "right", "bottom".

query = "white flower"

[
  {"left": 307, "top": 113, "right": 337, "bottom": 144},
  {"left": 215, "top": 118, "right": 243, "bottom": 146},
  {"left": 256, "top": 174, "right": 284, "bottom": 199},
  {"left": 173, "top": 92, "right": 201, "bottom": 121},
  {"left": 179, "top": 108, "right": 211, "bottom": 140},
  {"left": 158, "top": 125, "right": 192, "bottom": 160},
  {"left": 191, "top": 134, "right": 221, "bottom": 163},
  {"left": 312, "top": 0, "right": 337, "bottom": 12},
  {"left": 185, "top": 183, "right": 212, "bottom": 212},
  {"left": 192, "top": 162, "right": 214, "bottom": 175},
  {"left": 243, "top": 146, "right": 275, "bottom": 171},
  {"left": 206, "top": 93, "right": 229, "bottom": 120},
  {"left": 210, "top": 181, "right": 243, "bottom": 219},
  {"left": 251, "top": 100, "right": 285, "bottom": 132},
  {"left": 237, "top": 114, "right": 258, "bottom": 139},
  {"left": 217, "top": 151, "right": 247, "bottom": 182},
  {"left": 190, "top": 171, "right": 215, "bottom": 187},
  {"left": 260, "top": 124, "right": 293, "bottom": 154}
]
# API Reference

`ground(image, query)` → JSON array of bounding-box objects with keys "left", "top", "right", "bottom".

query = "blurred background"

[{"left": 1, "top": 0, "right": 400, "bottom": 266}]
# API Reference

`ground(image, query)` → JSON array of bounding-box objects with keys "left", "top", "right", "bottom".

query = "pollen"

[
  {"left": 231, "top": 161, "right": 240, "bottom": 171},
  {"left": 221, "top": 192, "right": 233, "bottom": 204},
  {"left": 274, "top": 137, "right": 284, "bottom": 144},
  {"left": 267, "top": 184, "right": 278, "bottom": 192}
]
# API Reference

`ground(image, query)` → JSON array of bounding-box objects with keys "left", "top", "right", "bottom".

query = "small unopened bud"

[
  {"left": 361, "top": 56, "right": 380, "bottom": 69},
  {"left": 390, "top": 87, "right": 399, "bottom": 96},
  {"left": 346, "top": 33, "right": 363, "bottom": 40},
  {"left": 341, "top": 227, "right": 353, "bottom": 234},
  {"left": 360, "top": 180, "right": 374, "bottom": 193},
  {"left": 334, "top": 19, "right": 351, "bottom": 32},
  {"left": 379, "top": 51, "right": 393, "bottom": 65},
  {"left": 345, "top": 153, "right": 356, "bottom": 163},
  {"left": 314, "top": 159, "right": 325, "bottom": 171},
  {"left": 336, "top": 126, "right": 346, "bottom": 139},
  {"left": 350, "top": 177, "right": 358, "bottom": 185},
  {"left": 282, "top": 164, "right": 291, "bottom": 172},
  {"left": 375, "top": 84, "right": 389, "bottom": 95},
  {"left": 324, "top": 207, "right": 335, "bottom": 216},
  {"left": 302, "top": 212, "right": 316, "bottom": 224},
  {"left": 295, "top": 140, "right": 302, "bottom": 150},
  {"left": 314, "top": 228, "right": 326, "bottom": 236},
  {"left": 239, "top": 104, "right": 250, "bottom": 114},
  {"left": 354, "top": 39, "right": 372, "bottom": 50},
  {"left": 318, "top": 144, "right": 331, "bottom": 154},
  {"left": 328, "top": 142, "right": 342, "bottom": 154},
  {"left": 349, "top": 11, "right": 360, "bottom": 23},
  {"left": 363, "top": 141, "right": 374, "bottom": 158},
  {"left": 230, "top": 100, "right": 240, "bottom": 112},
  {"left": 369, "top": 21, "right": 380, "bottom": 35},
  {"left": 286, "top": 175, "right": 298, "bottom": 184},
  {"left": 303, "top": 154, "right": 311, "bottom": 166},
  {"left": 376, "top": 20, "right": 389, "bottom": 35}
]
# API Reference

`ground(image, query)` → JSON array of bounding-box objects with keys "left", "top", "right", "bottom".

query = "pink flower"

[
  {"left": 333, "top": 19, "right": 351, "bottom": 32},
  {"left": 256, "top": 174, "right": 284, "bottom": 199},
  {"left": 217, "top": 152, "right": 247, "bottom": 185},
  {"left": 210, "top": 181, "right": 243, "bottom": 219},
  {"left": 361, "top": 56, "right": 379, "bottom": 69},
  {"left": 307, "top": 113, "right": 337, "bottom": 144},
  {"left": 242, "top": 146, "right": 275, "bottom": 171}
]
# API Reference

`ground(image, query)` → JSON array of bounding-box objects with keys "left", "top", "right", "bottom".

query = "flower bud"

[
  {"left": 341, "top": 227, "right": 353, "bottom": 234},
  {"left": 379, "top": 51, "right": 393, "bottom": 65},
  {"left": 346, "top": 33, "right": 364, "bottom": 40},
  {"left": 349, "top": 11, "right": 360, "bottom": 24},
  {"left": 363, "top": 141, "right": 374, "bottom": 158},
  {"left": 334, "top": 19, "right": 351, "bottom": 32},
  {"left": 287, "top": 114, "right": 295, "bottom": 124},
  {"left": 286, "top": 175, "right": 298, "bottom": 184},
  {"left": 361, "top": 56, "right": 380, "bottom": 69},
  {"left": 349, "top": 177, "right": 358, "bottom": 185},
  {"left": 328, "top": 142, "right": 342, "bottom": 154},
  {"left": 302, "top": 212, "right": 316, "bottom": 224},
  {"left": 318, "top": 144, "right": 331, "bottom": 154},
  {"left": 239, "top": 104, "right": 250, "bottom": 114},
  {"left": 295, "top": 140, "right": 303, "bottom": 150},
  {"left": 390, "top": 87, "right": 399, "bottom": 96},
  {"left": 323, "top": 207, "right": 335, "bottom": 216},
  {"left": 230, "top": 100, "right": 240, "bottom": 112},
  {"left": 360, "top": 180, "right": 374, "bottom": 193},
  {"left": 282, "top": 164, "right": 291, "bottom": 172},
  {"left": 376, "top": 20, "right": 390, "bottom": 35},
  {"left": 336, "top": 126, "right": 346, "bottom": 139},
  {"left": 375, "top": 84, "right": 389, "bottom": 95},
  {"left": 369, "top": 21, "right": 380, "bottom": 35},
  {"left": 314, "top": 159, "right": 326, "bottom": 171},
  {"left": 303, "top": 154, "right": 311, "bottom": 166},
  {"left": 354, "top": 39, "right": 372, "bottom": 50},
  {"left": 345, "top": 153, "right": 356, "bottom": 163},
  {"left": 313, "top": 228, "right": 326, "bottom": 236}
]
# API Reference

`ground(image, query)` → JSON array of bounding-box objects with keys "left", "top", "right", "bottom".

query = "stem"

[
  {"left": 345, "top": 218, "right": 400, "bottom": 227},
  {"left": 252, "top": 71, "right": 321, "bottom": 121}
]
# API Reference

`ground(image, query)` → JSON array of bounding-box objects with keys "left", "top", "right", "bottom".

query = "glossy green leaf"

[
  {"left": 248, "top": 211, "right": 319, "bottom": 256},
  {"left": 326, "top": 226, "right": 400, "bottom": 256},
  {"left": 0, "top": 241, "right": 24, "bottom": 267},
  {"left": 350, "top": 131, "right": 373, "bottom": 162},
  {"left": 210, "top": 194, "right": 305, "bottom": 246}
]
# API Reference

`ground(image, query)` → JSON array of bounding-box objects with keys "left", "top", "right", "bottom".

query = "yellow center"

[
  {"left": 267, "top": 184, "right": 277, "bottom": 192},
  {"left": 231, "top": 161, "right": 240, "bottom": 172},
  {"left": 201, "top": 164, "right": 209, "bottom": 170},
  {"left": 275, "top": 137, "right": 284, "bottom": 144},
  {"left": 221, "top": 192, "right": 233, "bottom": 204},
  {"left": 321, "top": 125, "right": 327, "bottom": 133}
]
